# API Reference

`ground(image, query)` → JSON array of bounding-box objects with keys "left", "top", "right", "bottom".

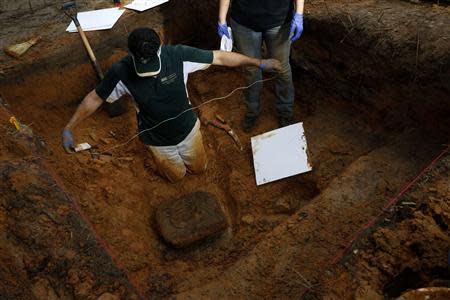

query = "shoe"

[
  {"left": 243, "top": 115, "right": 258, "bottom": 133},
  {"left": 279, "top": 116, "right": 294, "bottom": 128}
]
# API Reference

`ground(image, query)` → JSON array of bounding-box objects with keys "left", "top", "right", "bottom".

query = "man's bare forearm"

[
  {"left": 212, "top": 50, "right": 260, "bottom": 68},
  {"left": 296, "top": 0, "right": 305, "bottom": 14},
  {"left": 65, "top": 90, "right": 103, "bottom": 130},
  {"left": 219, "top": 0, "right": 231, "bottom": 24}
]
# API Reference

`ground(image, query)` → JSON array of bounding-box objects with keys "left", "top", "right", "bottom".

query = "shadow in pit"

[
  {"left": 159, "top": 0, "right": 218, "bottom": 47},
  {"left": 384, "top": 266, "right": 450, "bottom": 299}
]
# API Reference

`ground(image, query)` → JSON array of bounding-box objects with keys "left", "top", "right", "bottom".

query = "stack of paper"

[
  {"left": 66, "top": 7, "right": 125, "bottom": 32},
  {"left": 125, "top": 0, "right": 169, "bottom": 12}
]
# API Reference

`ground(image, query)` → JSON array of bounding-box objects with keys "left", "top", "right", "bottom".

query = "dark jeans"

[{"left": 230, "top": 18, "right": 295, "bottom": 118}]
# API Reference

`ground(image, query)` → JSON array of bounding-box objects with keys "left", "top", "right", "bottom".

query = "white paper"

[
  {"left": 220, "top": 27, "right": 233, "bottom": 52},
  {"left": 75, "top": 143, "right": 92, "bottom": 152},
  {"left": 251, "top": 123, "right": 312, "bottom": 186},
  {"left": 66, "top": 7, "right": 125, "bottom": 32},
  {"left": 125, "top": 0, "right": 169, "bottom": 12}
]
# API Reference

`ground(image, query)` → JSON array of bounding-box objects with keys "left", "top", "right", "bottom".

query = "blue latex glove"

[
  {"left": 217, "top": 22, "right": 230, "bottom": 39},
  {"left": 259, "top": 62, "right": 266, "bottom": 71},
  {"left": 62, "top": 128, "right": 74, "bottom": 153},
  {"left": 259, "top": 59, "right": 282, "bottom": 73},
  {"left": 290, "top": 13, "right": 304, "bottom": 42}
]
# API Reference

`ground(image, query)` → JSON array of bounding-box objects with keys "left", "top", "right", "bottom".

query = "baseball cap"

[{"left": 128, "top": 27, "right": 161, "bottom": 77}]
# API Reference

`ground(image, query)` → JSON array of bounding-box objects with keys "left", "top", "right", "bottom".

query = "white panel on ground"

[
  {"left": 251, "top": 122, "right": 312, "bottom": 186},
  {"left": 125, "top": 0, "right": 169, "bottom": 12},
  {"left": 66, "top": 7, "right": 125, "bottom": 32}
]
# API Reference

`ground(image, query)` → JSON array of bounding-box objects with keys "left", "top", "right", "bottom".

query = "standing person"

[
  {"left": 218, "top": 0, "right": 304, "bottom": 132},
  {"left": 62, "top": 27, "right": 281, "bottom": 183}
]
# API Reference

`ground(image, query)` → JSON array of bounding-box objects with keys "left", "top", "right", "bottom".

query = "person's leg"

[
  {"left": 264, "top": 23, "right": 295, "bottom": 125},
  {"left": 147, "top": 145, "right": 186, "bottom": 183},
  {"left": 230, "top": 18, "right": 263, "bottom": 130},
  {"left": 178, "top": 119, "right": 207, "bottom": 174}
]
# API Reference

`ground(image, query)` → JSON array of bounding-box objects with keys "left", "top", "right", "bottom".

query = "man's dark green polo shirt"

[{"left": 95, "top": 45, "right": 213, "bottom": 146}]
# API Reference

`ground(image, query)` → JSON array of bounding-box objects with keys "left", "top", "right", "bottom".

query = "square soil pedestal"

[{"left": 155, "top": 191, "right": 228, "bottom": 248}]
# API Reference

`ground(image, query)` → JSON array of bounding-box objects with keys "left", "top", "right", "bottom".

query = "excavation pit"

[{"left": 0, "top": 0, "right": 449, "bottom": 299}]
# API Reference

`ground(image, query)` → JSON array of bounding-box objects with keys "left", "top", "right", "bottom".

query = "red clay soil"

[
  {"left": 0, "top": 107, "right": 141, "bottom": 300},
  {"left": 322, "top": 155, "right": 450, "bottom": 300},
  {"left": 0, "top": 0, "right": 449, "bottom": 299}
]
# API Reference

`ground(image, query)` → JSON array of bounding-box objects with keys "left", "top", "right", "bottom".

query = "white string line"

[{"left": 100, "top": 76, "right": 276, "bottom": 154}]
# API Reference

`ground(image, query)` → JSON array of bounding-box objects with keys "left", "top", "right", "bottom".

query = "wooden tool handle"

[
  {"left": 210, "top": 119, "right": 231, "bottom": 132},
  {"left": 77, "top": 25, "right": 104, "bottom": 80}
]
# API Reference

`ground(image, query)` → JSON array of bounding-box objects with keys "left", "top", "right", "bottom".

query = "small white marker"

[{"left": 74, "top": 143, "right": 92, "bottom": 152}]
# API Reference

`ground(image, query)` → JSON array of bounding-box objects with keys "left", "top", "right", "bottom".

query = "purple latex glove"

[
  {"left": 62, "top": 128, "right": 74, "bottom": 153},
  {"left": 217, "top": 22, "right": 230, "bottom": 39},
  {"left": 290, "top": 13, "right": 304, "bottom": 42},
  {"left": 259, "top": 59, "right": 282, "bottom": 73}
]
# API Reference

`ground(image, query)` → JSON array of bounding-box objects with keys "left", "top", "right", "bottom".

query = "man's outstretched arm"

[
  {"left": 62, "top": 90, "right": 103, "bottom": 152},
  {"left": 212, "top": 50, "right": 282, "bottom": 72}
]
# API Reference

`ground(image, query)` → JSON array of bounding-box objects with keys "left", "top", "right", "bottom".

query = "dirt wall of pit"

[
  {"left": 0, "top": 0, "right": 49, "bottom": 14},
  {"left": 292, "top": 0, "right": 450, "bottom": 137}
]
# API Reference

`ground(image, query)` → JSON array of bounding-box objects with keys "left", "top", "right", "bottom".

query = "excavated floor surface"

[{"left": 0, "top": 0, "right": 449, "bottom": 299}]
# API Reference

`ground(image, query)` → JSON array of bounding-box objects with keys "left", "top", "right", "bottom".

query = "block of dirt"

[{"left": 155, "top": 192, "right": 228, "bottom": 248}]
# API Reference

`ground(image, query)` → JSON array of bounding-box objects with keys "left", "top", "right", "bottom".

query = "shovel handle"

[
  {"left": 77, "top": 26, "right": 104, "bottom": 80},
  {"left": 62, "top": 1, "right": 104, "bottom": 81}
]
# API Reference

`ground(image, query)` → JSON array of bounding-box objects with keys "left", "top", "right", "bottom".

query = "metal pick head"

[{"left": 62, "top": 1, "right": 76, "bottom": 10}]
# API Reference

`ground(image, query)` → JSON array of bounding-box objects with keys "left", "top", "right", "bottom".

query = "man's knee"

[
  {"left": 166, "top": 171, "right": 186, "bottom": 183},
  {"left": 160, "top": 163, "right": 187, "bottom": 183},
  {"left": 271, "top": 49, "right": 291, "bottom": 74},
  {"left": 186, "top": 142, "right": 208, "bottom": 174},
  {"left": 181, "top": 123, "right": 208, "bottom": 175},
  {"left": 188, "top": 155, "right": 207, "bottom": 175},
  {"left": 149, "top": 148, "right": 186, "bottom": 183},
  {"left": 274, "top": 63, "right": 292, "bottom": 82}
]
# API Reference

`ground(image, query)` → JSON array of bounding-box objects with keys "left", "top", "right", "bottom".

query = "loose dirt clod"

[{"left": 155, "top": 191, "right": 228, "bottom": 248}]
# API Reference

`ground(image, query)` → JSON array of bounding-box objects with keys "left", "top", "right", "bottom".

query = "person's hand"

[
  {"left": 259, "top": 59, "right": 282, "bottom": 73},
  {"left": 217, "top": 22, "right": 230, "bottom": 39},
  {"left": 290, "top": 13, "right": 304, "bottom": 42},
  {"left": 62, "top": 128, "right": 75, "bottom": 153}
]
